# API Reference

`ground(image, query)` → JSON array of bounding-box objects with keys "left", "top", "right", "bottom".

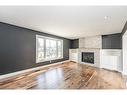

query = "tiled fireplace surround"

[
  {"left": 78, "top": 48, "right": 100, "bottom": 68},
  {"left": 78, "top": 36, "right": 101, "bottom": 68}
]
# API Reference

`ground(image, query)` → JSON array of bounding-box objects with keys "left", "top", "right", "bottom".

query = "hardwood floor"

[{"left": 0, "top": 62, "right": 127, "bottom": 89}]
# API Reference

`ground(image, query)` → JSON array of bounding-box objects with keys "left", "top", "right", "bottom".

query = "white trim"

[
  {"left": 36, "top": 35, "right": 62, "bottom": 41},
  {"left": 0, "top": 60, "right": 70, "bottom": 81}
]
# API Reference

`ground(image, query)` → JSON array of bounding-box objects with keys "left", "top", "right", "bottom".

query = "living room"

[{"left": 0, "top": 3, "right": 127, "bottom": 94}]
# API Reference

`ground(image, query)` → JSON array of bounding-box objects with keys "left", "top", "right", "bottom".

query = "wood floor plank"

[{"left": 0, "top": 62, "right": 127, "bottom": 89}]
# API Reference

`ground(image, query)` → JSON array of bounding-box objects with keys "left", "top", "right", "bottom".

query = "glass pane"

[
  {"left": 58, "top": 40, "right": 62, "bottom": 58},
  {"left": 37, "top": 38, "right": 44, "bottom": 62},
  {"left": 46, "top": 39, "right": 57, "bottom": 59}
]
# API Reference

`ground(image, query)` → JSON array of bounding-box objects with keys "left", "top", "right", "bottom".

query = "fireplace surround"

[
  {"left": 78, "top": 48, "right": 100, "bottom": 68},
  {"left": 82, "top": 52, "right": 94, "bottom": 64}
]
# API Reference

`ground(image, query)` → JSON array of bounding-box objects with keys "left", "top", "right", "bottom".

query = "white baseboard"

[{"left": 0, "top": 60, "right": 70, "bottom": 80}]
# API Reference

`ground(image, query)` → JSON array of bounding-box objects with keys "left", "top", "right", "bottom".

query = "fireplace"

[{"left": 82, "top": 52, "right": 94, "bottom": 64}]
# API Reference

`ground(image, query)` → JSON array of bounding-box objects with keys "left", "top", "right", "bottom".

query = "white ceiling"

[{"left": 0, "top": 6, "right": 127, "bottom": 39}]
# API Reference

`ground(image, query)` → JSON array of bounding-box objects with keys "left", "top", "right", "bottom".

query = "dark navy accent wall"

[
  {"left": 70, "top": 39, "right": 79, "bottom": 49},
  {"left": 0, "top": 22, "right": 71, "bottom": 75},
  {"left": 102, "top": 33, "right": 122, "bottom": 49}
]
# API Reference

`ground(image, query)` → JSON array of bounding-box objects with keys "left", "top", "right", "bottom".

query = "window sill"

[{"left": 36, "top": 57, "right": 63, "bottom": 63}]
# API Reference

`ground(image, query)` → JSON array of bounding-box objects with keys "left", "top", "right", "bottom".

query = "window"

[{"left": 36, "top": 35, "right": 63, "bottom": 63}]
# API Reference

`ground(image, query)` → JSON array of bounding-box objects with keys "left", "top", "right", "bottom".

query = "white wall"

[{"left": 123, "top": 31, "right": 127, "bottom": 75}]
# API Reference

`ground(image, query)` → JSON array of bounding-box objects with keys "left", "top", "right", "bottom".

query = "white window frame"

[{"left": 36, "top": 35, "right": 63, "bottom": 63}]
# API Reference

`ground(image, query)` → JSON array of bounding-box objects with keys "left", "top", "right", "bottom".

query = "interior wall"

[
  {"left": 0, "top": 22, "right": 71, "bottom": 75},
  {"left": 122, "top": 21, "right": 127, "bottom": 75},
  {"left": 123, "top": 33, "right": 127, "bottom": 74},
  {"left": 85, "top": 36, "right": 102, "bottom": 49},
  {"left": 79, "top": 36, "right": 102, "bottom": 49},
  {"left": 70, "top": 39, "right": 79, "bottom": 49},
  {"left": 102, "top": 33, "right": 122, "bottom": 49},
  {"left": 121, "top": 21, "right": 127, "bottom": 36}
]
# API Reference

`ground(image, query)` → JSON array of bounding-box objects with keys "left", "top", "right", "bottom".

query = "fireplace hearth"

[{"left": 82, "top": 52, "right": 94, "bottom": 64}]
